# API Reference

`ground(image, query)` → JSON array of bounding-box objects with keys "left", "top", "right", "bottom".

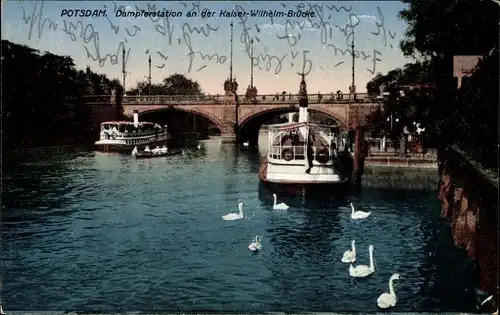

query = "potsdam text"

[{"left": 60, "top": 9, "right": 107, "bottom": 18}]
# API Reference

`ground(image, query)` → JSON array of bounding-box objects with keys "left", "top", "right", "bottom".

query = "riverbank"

[{"left": 362, "top": 165, "right": 439, "bottom": 190}]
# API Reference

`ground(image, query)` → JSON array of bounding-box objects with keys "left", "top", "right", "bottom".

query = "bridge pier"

[
  {"left": 221, "top": 91, "right": 239, "bottom": 144},
  {"left": 221, "top": 124, "right": 238, "bottom": 143}
]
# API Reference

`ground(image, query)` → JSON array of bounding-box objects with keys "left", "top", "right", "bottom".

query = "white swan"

[
  {"left": 377, "top": 273, "right": 401, "bottom": 309},
  {"left": 243, "top": 141, "right": 249, "bottom": 147},
  {"left": 248, "top": 235, "right": 262, "bottom": 251},
  {"left": 0, "top": 304, "right": 4, "bottom": 315},
  {"left": 341, "top": 240, "right": 356, "bottom": 263},
  {"left": 273, "top": 193, "right": 289, "bottom": 210},
  {"left": 222, "top": 200, "right": 244, "bottom": 220},
  {"left": 350, "top": 203, "right": 371, "bottom": 219},
  {"left": 349, "top": 245, "right": 375, "bottom": 277},
  {"left": 131, "top": 146, "right": 138, "bottom": 156},
  {"left": 197, "top": 143, "right": 201, "bottom": 149}
]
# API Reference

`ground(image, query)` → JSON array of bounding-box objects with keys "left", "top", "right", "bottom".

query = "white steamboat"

[
  {"left": 258, "top": 74, "right": 352, "bottom": 189},
  {"left": 94, "top": 110, "right": 171, "bottom": 152}
]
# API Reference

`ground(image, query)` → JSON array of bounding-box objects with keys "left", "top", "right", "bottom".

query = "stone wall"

[
  {"left": 348, "top": 104, "right": 381, "bottom": 129},
  {"left": 437, "top": 146, "right": 498, "bottom": 311}
]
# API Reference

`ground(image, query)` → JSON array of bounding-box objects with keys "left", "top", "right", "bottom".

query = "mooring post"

[{"left": 351, "top": 125, "right": 365, "bottom": 187}]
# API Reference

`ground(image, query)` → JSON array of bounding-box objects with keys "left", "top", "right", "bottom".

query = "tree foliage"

[
  {"left": 128, "top": 73, "right": 203, "bottom": 95},
  {"left": 450, "top": 49, "right": 499, "bottom": 168},
  {"left": 399, "top": 0, "right": 499, "bottom": 59},
  {"left": 2, "top": 40, "right": 122, "bottom": 147},
  {"left": 365, "top": 0, "right": 498, "bottom": 167}
]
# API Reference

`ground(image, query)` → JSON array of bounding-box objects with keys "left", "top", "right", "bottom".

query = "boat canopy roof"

[
  {"left": 101, "top": 121, "right": 160, "bottom": 127},
  {"left": 268, "top": 122, "right": 340, "bottom": 131}
]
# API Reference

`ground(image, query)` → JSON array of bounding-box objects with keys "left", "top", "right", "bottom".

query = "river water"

[{"left": 1, "top": 137, "right": 480, "bottom": 312}]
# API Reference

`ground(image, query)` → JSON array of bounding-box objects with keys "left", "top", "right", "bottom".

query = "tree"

[
  {"left": 450, "top": 48, "right": 499, "bottom": 168},
  {"left": 163, "top": 73, "right": 203, "bottom": 95},
  {"left": 2, "top": 39, "right": 122, "bottom": 147},
  {"left": 399, "top": 0, "right": 499, "bottom": 59},
  {"left": 365, "top": 60, "right": 438, "bottom": 156},
  {"left": 397, "top": 0, "right": 498, "bottom": 169},
  {"left": 128, "top": 74, "right": 204, "bottom": 95},
  {"left": 365, "top": 0, "right": 498, "bottom": 165},
  {"left": 127, "top": 81, "right": 166, "bottom": 95}
]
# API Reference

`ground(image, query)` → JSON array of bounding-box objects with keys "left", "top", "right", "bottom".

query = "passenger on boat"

[
  {"left": 160, "top": 145, "right": 168, "bottom": 153},
  {"left": 293, "top": 132, "right": 299, "bottom": 145},
  {"left": 144, "top": 146, "right": 151, "bottom": 152},
  {"left": 331, "top": 142, "right": 337, "bottom": 159},
  {"left": 305, "top": 136, "right": 314, "bottom": 174},
  {"left": 152, "top": 146, "right": 161, "bottom": 154}
]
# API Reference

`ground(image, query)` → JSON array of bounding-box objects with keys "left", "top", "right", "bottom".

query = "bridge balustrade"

[{"left": 84, "top": 93, "right": 375, "bottom": 105}]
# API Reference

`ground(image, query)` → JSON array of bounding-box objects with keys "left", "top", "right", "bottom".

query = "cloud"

[
  {"left": 124, "top": 5, "right": 135, "bottom": 12},
  {"left": 259, "top": 21, "right": 319, "bottom": 32},
  {"left": 358, "top": 14, "right": 377, "bottom": 21},
  {"left": 347, "top": 14, "right": 377, "bottom": 26}
]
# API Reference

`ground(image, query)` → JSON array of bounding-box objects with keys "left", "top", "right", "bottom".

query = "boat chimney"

[
  {"left": 133, "top": 110, "right": 139, "bottom": 126},
  {"left": 297, "top": 72, "right": 308, "bottom": 123}
]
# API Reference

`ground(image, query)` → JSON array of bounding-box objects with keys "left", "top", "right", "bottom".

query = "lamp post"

[
  {"left": 148, "top": 54, "right": 152, "bottom": 95},
  {"left": 386, "top": 114, "right": 394, "bottom": 132}
]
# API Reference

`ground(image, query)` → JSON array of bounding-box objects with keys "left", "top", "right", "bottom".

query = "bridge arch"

[
  {"left": 139, "top": 108, "right": 223, "bottom": 131},
  {"left": 238, "top": 106, "right": 347, "bottom": 146}
]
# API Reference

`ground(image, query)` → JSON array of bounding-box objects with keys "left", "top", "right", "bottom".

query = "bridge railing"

[{"left": 84, "top": 93, "right": 376, "bottom": 105}]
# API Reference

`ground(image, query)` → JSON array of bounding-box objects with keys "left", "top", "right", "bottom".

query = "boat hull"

[
  {"left": 258, "top": 158, "right": 350, "bottom": 194},
  {"left": 95, "top": 138, "right": 170, "bottom": 152}
]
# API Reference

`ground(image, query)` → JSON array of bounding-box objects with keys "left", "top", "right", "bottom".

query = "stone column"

[
  {"left": 221, "top": 93, "right": 238, "bottom": 143},
  {"left": 221, "top": 79, "right": 239, "bottom": 143}
]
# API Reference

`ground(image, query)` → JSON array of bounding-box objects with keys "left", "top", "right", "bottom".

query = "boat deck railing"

[
  {"left": 269, "top": 145, "right": 336, "bottom": 162},
  {"left": 101, "top": 130, "right": 168, "bottom": 139}
]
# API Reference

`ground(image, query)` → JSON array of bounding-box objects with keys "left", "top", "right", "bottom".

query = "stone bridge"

[{"left": 85, "top": 92, "right": 380, "bottom": 144}]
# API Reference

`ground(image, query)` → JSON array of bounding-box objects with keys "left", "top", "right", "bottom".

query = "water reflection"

[{"left": 2, "top": 161, "right": 80, "bottom": 223}]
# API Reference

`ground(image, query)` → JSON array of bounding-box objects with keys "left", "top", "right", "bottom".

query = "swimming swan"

[
  {"left": 248, "top": 235, "right": 262, "bottom": 251},
  {"left": 273, "top": 193, "right": 289, "bottom": 210},
  {"left": 341, "top": 240, "right": 356, "bottom": 263},
  {"left": 350, "top": 203, "right": 372, "bottom": 219},
  {"left": 349, "top": 245, "right": 375, "bottom": 277},
  {"left": 377, "top": 273, "right": 401, "bottom": 309},
  {"left": 243, "top": 141, "right": 249, "bottom": 147},
  {"left": 197, "top": 143, "right": 201, "bottom": 149},
  {"left": 222, "top": 200, "right": 244, "bottom": 220}
]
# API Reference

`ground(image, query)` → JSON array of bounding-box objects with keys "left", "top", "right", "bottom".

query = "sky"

[{"left": 1, "top": 0, "right": 412, "bottom": 94}]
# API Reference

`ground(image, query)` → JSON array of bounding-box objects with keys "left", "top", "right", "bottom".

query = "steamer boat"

[
  {"left": 94, "top": 110, "right": 171, "bottom": 152},
  {"left": 258, "top": 74, "right": 353, "bottom": 191}
]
